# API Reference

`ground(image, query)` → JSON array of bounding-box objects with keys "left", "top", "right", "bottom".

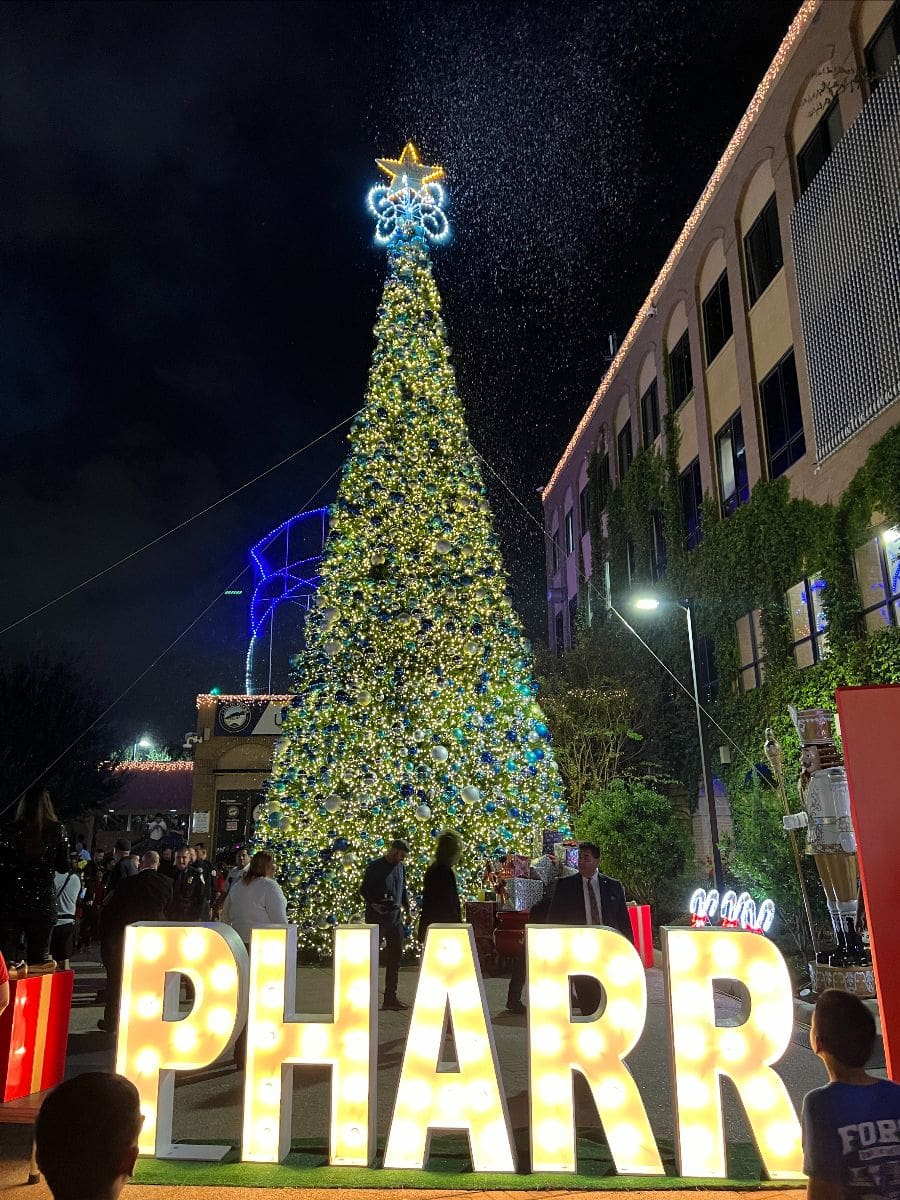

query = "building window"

[
  {"left": 640, "top": 379, "right": 660, "bottom": 446},
  {"left": 579, "top": 484, "right": 590, "bottom": 539},
  {"left": 855, "top": 528, "right": 900, "bottom": 632},
  {"left": 736, "top": 609, "right": 765, "bottom": 692},
  {"left": 787, "top": 575, "right": 828, "bottom": 668},
  {"left": 744, "top": 195, "right": 783, "bottom": 305},
  {"left": 625, "top": 538, "right": 636, "bottom": 586},
  {"left": 760, "top": 349, "right": 805, "bottom": 478},
  {"left": 565, "top": 509, "right": 575, "bottom": 557},
  {"left": 617, "top": 420, "right": 633, "bottom": 480},
  {"left": 568, "top": 595, "right": 578, "bottom": 641},
  {"left": 597, "top": 452, "right": 611, "bottom": 511},
  {"left": 551, "top": 529, "right": 561, "bottom": 574},
  {"left": 715, "top": 411, "right": 749, "bottom": 516},
  {"left": 702, "top": 270, "right": 733, "bottom": 364},
  {"left": 679, "top": 458, "right": 703, "bottom": 551},
  {"left": 797, "top": 97, "right": 843, "bottom": 194},
  {"left": 650, "top": 509, "right": 667, "bottom": 582},
  {"left": 554, "top": 610, "right": 564, "bottom": 656},
  {"left": 669, "top": 330, "right": 694, "bottom": 410},
  {"left": 865, "top": 3, "right": 900, "bottom": 89}
]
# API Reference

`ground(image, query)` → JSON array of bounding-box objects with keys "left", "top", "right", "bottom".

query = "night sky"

[{"left": 1, "top": 0, "right": 799, "bottom": 748}]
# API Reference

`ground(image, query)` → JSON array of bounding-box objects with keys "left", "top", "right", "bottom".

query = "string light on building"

[{"left": 542, "top": 0, "right": 819, "bottom": 499}]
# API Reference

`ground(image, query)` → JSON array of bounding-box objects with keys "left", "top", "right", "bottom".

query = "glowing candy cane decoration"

[
  {"left": 689, "top": 888, "right": 719, "bottom": 927},
  {"left": 719, "top": 890, "right": 740, "bottom": 928}
]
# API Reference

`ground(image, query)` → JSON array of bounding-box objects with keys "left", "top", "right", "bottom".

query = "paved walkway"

[{"left": 0, "top": 949, "right": 829, "bottom": 1190}]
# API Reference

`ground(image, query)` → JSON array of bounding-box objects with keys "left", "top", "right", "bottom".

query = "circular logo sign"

[{"left": 220, "top": 702, "right": 252, "bottom": 732}]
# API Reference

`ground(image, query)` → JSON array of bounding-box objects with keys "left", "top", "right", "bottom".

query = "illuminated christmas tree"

[{"left": 261, "top": 143, "right": 567, "bottom": 949}]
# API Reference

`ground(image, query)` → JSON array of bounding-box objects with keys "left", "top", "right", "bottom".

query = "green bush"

[{"left": 574, "top": 778, "right": 692, "bottom": 908}]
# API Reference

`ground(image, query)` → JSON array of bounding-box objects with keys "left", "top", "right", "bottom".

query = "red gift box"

[
  {"left": 0, "top": 971, "right": 74, "bottom": 1101},
  {"left": 628, "top": 904, "right": 654, "bottom": 968}
]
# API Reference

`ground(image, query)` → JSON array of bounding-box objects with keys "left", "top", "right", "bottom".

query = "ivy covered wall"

[{"left": 580, "top": 419, "right": 900, "bottom": 949}]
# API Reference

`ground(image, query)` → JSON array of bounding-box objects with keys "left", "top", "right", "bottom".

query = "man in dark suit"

[
  {"left": 547, "top": 841, "right": 634, "bottom": 1017},
  {"left": 98, "top": 850, "right": 173, "bottom": 1034}
]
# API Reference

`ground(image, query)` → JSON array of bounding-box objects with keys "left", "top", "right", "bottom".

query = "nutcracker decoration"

[{"left": 781, "top": 706, "right": 870, "bottom": 977}]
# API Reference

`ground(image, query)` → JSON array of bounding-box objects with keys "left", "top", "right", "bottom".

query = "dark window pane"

[
  {"left": 669, "top": 330, "right": 694, "bottom": 409},
  {"left": 761, "top": 350, "right": 805, "bottom": 479},
  {"left": 640, "top": 379, "right": 660, "bottom": 446},
  {"left": 555, "top": 610, "right": 564, "bottom": 656},
  {"left": 716, "top": 411, "right": 749, "bottom": 515},
  {"left": 617, "top": 420, "right": 633, "bottom": 479},
  {"left": 744, "top": 195, "right": 783, "bottom": 305},
  {"left": 579, "top": 485, "right": 590, "bottom": 536},
  {"left": 797, "top": 98, "right": 843, "bottom": 193},
  {"left": 702, "top": 271, "right": 733, "bottom": 363},
  {"left": 679, "top": 458, "right": 703, "bottom": 550}
]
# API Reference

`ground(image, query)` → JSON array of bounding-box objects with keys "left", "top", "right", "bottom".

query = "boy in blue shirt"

[{"left": 803, "top": 988, "right": 900, "bottom": 1200}]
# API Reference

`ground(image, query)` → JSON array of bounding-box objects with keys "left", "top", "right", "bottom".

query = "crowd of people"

[{"left": 1, "top": 781, "right": 897, "bottom": 1198}]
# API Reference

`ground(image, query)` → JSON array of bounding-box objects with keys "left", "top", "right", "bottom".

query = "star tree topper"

[
  {"left": 375, "top": 142, "right": 444, "bottom": 196},
  {"left": 368, "top": 141, "right": 450, "bottom": 245}
]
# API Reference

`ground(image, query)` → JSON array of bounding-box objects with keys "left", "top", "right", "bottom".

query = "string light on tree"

[{"left": 257, "top": 142, "right": 567, "bottom": 950}]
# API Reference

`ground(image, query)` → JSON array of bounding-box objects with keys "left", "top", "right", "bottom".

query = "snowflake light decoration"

[{"left": 367, "top": 142, "right": 450, "bottom": 245}]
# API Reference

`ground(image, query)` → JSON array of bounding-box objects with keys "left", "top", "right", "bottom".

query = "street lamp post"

[
  {"left": 132, "top": 736, "right": 153, "bottom": 762},
  {"left": 633, "top": 595, "right": 724, "bottom": 891}
]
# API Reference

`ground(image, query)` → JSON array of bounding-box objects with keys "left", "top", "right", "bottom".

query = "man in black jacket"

[
  {"left": 167, "top": 847, "right": 205, "bottom": 922},
  {"left": 360, "top": 840, "right": 409, "bottom": 1011},
  {"left": 547, "top": 841, "right": 634, "bottom": 1017},
  {"left": 98, "top": 851, "right": 173, "bottom": 1033}
]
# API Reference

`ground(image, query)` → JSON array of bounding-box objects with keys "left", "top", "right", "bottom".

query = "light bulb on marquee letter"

[
  {"left": 663, "top": 927, "right": 803, "bottom": 1179},
  {"left": 527, "top": 926, "right": 663, "bottom": 1175},
  {"left": 383, "top": 925, "right": 515, "bottom": 1172},
  {"left": 241, "top": 924, "right": 378, "bottom": 1165},
  {"left": 116, "top": 922, "right": 248, "bottom": 1160}
]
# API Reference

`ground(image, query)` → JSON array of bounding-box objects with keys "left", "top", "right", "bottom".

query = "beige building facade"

[
  {"left": 543, "top": 0, "right": 900, "bottom": 655},
  {"left": 189, "top": 694, "right": 289, "bottom": 856}
]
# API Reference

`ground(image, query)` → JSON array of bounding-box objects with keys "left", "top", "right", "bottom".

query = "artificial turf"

[{"left": 133, "top": 1133, "right": 791, "bottom": 1190}]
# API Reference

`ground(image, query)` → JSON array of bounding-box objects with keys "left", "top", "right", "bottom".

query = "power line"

[
  {"left": 0, "top": 464, "right": 344, "bottom": 820},
  {"left": 0, "top": 409, "right": 359, "bottom": 637}
]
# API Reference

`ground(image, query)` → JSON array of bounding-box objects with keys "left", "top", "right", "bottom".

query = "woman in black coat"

[
  {"left": 418, "top": 830, "right": 463, "bottom": 941},
  {"left": 0, "top": 784, "right": 70, "bottom": 968}
]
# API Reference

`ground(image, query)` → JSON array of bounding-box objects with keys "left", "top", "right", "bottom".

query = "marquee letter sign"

[
  {"left": 241, "top": 924, "right": 378, "bottom": 1165},
  {"left": 115, "top": 922, "right": 806, "bottom": 1179},
  {"left": 116, "top": 923, "right": 248, "bottom": 1159},
  {"left": 663, "top": 928, "right": 802, "bottom": 1179},
  {"left": 384, "top": 924, "right": 515, "bottom": 1171},
  {"left": 527, "top": 926, "right": 662, "bottom": 1175}
]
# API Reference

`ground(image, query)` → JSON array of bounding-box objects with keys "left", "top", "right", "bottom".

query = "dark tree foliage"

[{"left": 0, "top": 655, "right": 121, "bottom": 823}]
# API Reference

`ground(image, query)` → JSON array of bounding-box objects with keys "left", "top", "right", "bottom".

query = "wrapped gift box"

[
  {"left": 628, "top": 903, "right": 654, "bottom": 968},
  {"left": 0, "top": 970, "right": 74, "bottom": 1101},
  {"left": 465, "top": 900, "right": 497, "bottom": 938},
  {"left": 542, "top": 829, "right": 563, "bottom": 855},
  {"left": 554, "top": 840, "right": 579, "bottom": 869},
  {"left": 506, "top": 877, "right": 544, "bottom": 912},
  {"left": 498, "top": 853, "right": 531, "bottom": 879},
  {"left": 531, "top": 854, "right": 558, "bottom": 885}
]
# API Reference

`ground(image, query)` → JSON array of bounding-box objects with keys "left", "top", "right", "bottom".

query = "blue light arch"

[{"left": 244, "top": 507, "right": 328, "bottom": 694}]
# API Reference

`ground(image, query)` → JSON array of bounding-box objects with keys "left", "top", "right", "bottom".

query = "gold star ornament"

[{"left": 375, "top": 142, "right": 444, "bottom": 195}]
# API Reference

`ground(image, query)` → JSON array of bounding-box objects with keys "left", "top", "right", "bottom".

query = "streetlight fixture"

[
  {"left": 632, "top": 593, "right": 724, "bottom": 891},
  {"left": 132, "top": 736, "right": 153, "bottom": 762}
]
